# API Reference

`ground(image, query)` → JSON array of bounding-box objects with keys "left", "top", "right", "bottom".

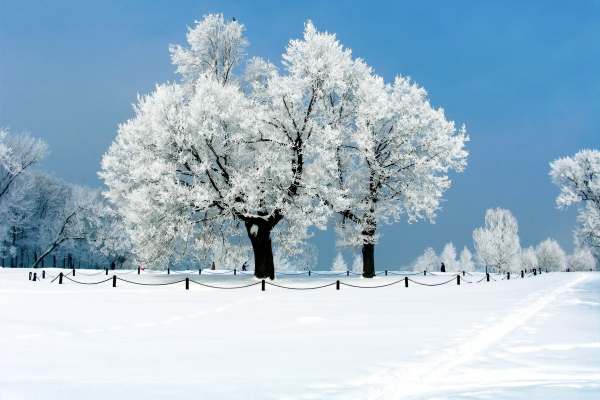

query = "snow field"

[{"left": 0, "top": 269, "right": 598, "bottom": 399}]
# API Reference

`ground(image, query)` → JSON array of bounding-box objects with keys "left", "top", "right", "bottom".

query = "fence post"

[
  {"left": 112, "top": 275, "right": 116, "bottom": 287},
  {"left": 533, "top": 269, "right": 537, "bottom": 276},
  {"left": 42, "top": 270, "right": 45, "bottom": 279},
  {"left": 167, "top": 268, "right": 170, "bottom": 275},
  {"left": 462, "top": 270, "right": 465, "bottom": 276},
  {"left": 346, "top": 270, "right": 349, "bottom": 276},
  {"left": 199, "top": 268, "right": 202, "bottom": 275},
  {"left": 137, "top": 267, "right": 140, "bottom": 275},
  {"left": 457, "top": 275, "right": 460, "bottom": 285},
  {"left": 59, "top": 272, "right": 63, "bottom": 284},
  {"left": 521, "top": 270, "right": 524, "bottom": 278},
  {"left": 33, "top": 272, "right": 37, "bottom": 281},
  {"left": 234, "top": 268, "right": 237, "bottom": 276},
  {"left": 336, "top": 280, "right": 340, "bottom": 290},
  {"left": 538, "top": 268, "right": 542, "bottom": 274},
  {"left": 72, "top": 267, "right": 75, "bottom": 276},
  {"left": 404, "top": 276, "right": 408, "bottom": 287},
  {"left": 105, "top": 268, "right": 108, "bottom": 275},
  {"left": 424, "top": 270, "right": 427, "bottom": 276},
  {"left": 507, "top": 271, "right": 510, "bottom": 280},
  {"left": 486, "top": 273, "right": 490, "bottom": 282},
  {"left": 29, "top": 271, "right": 32, "bottom": 280},
  {"left": 308, "top": 270, "right": 311, "bottom": 277},
  {"left": 185, "top": 277, "right": 189, "bottom": 290},
  {"left": 385, "top": 270, "right": 388, "bottom": 276},
  {"left": 261, "top": 279, "right": 265, "bottom": 291}
]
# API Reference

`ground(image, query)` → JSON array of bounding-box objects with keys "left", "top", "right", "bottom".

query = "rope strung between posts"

[
  {"left": 265, "top": 281, "right": 337, "bottom": 290},
  {"left": 339, "top": 279, "right": 407, "bottom": 289},
  {"left": 116, "top": 277, "right": 187, "bottom": 286},
  {"left": 189, "top": 279, "right": 262, "bottom": 289},
  {"left": 50, "top": 270, "right": 71, "bottom": 283},
  {"left": 63, "top": 275, "right": 113, "bottom": 285},
  {"left": 407, "top": 276, "right": 458, "bottom": 286}
]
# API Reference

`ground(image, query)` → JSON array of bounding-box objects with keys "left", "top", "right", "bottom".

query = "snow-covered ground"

[{"left": 0, "top": 268, "right": 599, "bottom": 399}]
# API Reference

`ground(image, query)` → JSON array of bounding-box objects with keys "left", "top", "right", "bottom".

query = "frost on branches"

[
  {"left": 536, "top": 238, "right": 566, "bottom": 272},
  {"left": 473, "top": 208, "right": 521, "bottom": 273},
  {"left": 101, "top": 16, "right": 376, "bottom": 278},
  {"left": 331, "top": 74, "right": 468, "bottom": 277},
  {"left": 550, "top": 149, "right": 600, "bottom": 263},
  {"left": 520, "top": 246, "right": 538, "bottom": 272},
  {"left": 412, "top": 247, "right": 438, "bottom": 272},
  {"left": 568, "top": 247, "right": 596, "bottom": 271}
]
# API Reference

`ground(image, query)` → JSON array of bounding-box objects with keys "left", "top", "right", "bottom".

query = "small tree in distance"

[{"left": 473, "top": 208, "right": 521, "bottom": 273}]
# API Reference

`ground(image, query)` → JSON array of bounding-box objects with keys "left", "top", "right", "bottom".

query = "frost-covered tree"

[
  {"left": 473, "top": 208, "right": 521, "bottom": 273},
  {"left": 331, "top": 252, "right": 348, "bottom": 272},
  {"left": 536, "top": 238, "right": 566, "bottom": 272},
  {"left": 440, "top": 242, "right": 459, "bottom": 272},
  {"left": 520, "top": 246, "right": 538, "bottom": 272},
  {"left": 550, "top": 150, "right": 600, "bottom": 263},
  {"left": 568, "top": 247, "right": 596, "bottom": 271},
  {"left": 31, "top": 182, "right": 99, "bottom": 268},
  {"left": 101, "top": 16, "right": 369, "bottom": 279},
  {"left": 459, "top": 246, "right": 475, "bottom": 272},
  {"left": 331, "top": 73, "right": 468, "bottom": 277},
  {"left": 413, "top": 247, "right": 438, "bottom": 272},
  {"left": 351, "top": 253, "right": 362, "bottom": 273},
  {"left": 0, "top": 128, "right": 47, "bottom": 203}
]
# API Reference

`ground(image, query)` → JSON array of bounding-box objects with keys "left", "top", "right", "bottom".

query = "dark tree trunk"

[
  {"left": 362, "top": 242, "right": 375, "bottom": 278},
  {"left": 245, "top": 220, "right": 275, "bottom": 280}
]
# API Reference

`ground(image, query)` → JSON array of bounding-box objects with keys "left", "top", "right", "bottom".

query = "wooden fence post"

[
  {"left": 42, "top": 270, "right": 45, "bottom": 279},
  {"left": 234, "top": 268, "right": 237, "bottom": 276},
  {"left": 59, "top": 272, "right": 63, "bottom": 284},
  {"left": 424, "top": 270, "right": 427, "bottom": 276},
  {"left": 261, "top": 279, "right": 265, "bottom": 291},
  {"left": 521, "top": 270, "right": 524, "bottom": 278},
  {"left": 507, "top": 272, "right": 510, "bottom": 280},
  {"left": 385, "top": 270, "right": 388, "bottom": 276},
  {"left": 404, "top": 276, "right": 408, "bottom": 287},
  {"left": 486, "top": 273, "right": 490, "bottom": 282},
  {"left": 112, "top": 275, "right": 117, "bottom": 287},
  {"left": 346, "top": 270, "right": 349, "bottom": 276},
  {"left": 137, "top": 267, "right": 140, "bottom": 275},
  {"left": 457, "top": 275, "right": 460, "bottom": 285},
  {"left": 72, "top": 267, "right": 75, "bottom": 276},
  {"left": 29, "top": 271, "right": 32, "bottom": 280},
  {"left": 336, "top": 280, "right": 340, "bottom": 290},
  {"left": 185, "top": 277, "right": 189, "bottom": 290}
]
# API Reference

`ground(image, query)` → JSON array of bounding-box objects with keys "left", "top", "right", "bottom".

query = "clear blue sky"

[{"left": 1, "top": 0, "right": 599, "bottom": 267}]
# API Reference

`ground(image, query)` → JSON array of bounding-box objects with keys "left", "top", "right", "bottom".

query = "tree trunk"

[
  {"left": 362, "top": 242, "right": 375, "bottom": 278},
  {"left": 245, "top": 221, "right": 275, "bottom": 280}
]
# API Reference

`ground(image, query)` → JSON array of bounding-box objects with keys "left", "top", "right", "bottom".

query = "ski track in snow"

[{"left": 362, "top": 274, "right": 594, "bottom": 399}]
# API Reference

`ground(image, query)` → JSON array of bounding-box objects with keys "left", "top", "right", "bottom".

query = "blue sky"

[{"left": 1, "top": 0, "right": 599, "bottom": 267}]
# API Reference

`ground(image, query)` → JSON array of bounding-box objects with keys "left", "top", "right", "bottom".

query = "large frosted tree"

[
  {"left": 101, "top": 16, "right": 368, "bottom": 278},
  {"left": 329, "top": 73, "right": 468, "bottom": 277},
  {"left": 473, "top": 208, "right": 521, "bottom": 273},
  {"left": 550, "top": 149, "right": 600, "bottom": 263}
]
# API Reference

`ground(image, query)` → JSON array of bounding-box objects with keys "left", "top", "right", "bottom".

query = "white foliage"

[
  {"left": 520, "top": 246, "right": 539, "bottom": 271},
  {"left": 351, "top": 253, "right": 362, "bottom": 273},
  {"left": 459, "top": 246, "right": 475, "bottom": 272},
  {"left": 550, "top": 149, "right": 600, "bottom": 264},
  {"left": 473, "top": 208, "right": 521, "bottom": 273},
  {"left": 413, "top": 247, "right": 438, "bottom": 272},
  {"left": 440, "top": 242, "right": 459, "bottom": 272},
  {"left": 331, "top": 252, "right": 348, "bottom": 272},
  {"left": 536, "top": 238, "right": 567, "bottom": 272},
  {"left": 568, "top": 247, "right": 596, "bottom": 271}
]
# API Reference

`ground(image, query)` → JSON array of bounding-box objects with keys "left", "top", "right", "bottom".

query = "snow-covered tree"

[
  {"left": 351, "top": 253, "right": 362, "bottom": 273},
  {"left": 550, "top": 149, "right": 600, "bottom": 264},
  {"left": 520, "top": 246, "right": 538, "bottom": 272},
  {"left": 31, "top": 182, "right": 99, "bottom": 268},
  {"left": 101, "top": 16, "right": 372, "bottom": 279},
  {"left": 413, "top": 247, "right": 438, "bottom": 272},
  {"left": 473, "top": 208, "right": 521, "bottom": 273},
  {"left": 0, "top": 128, "right": 47, "bottom": 203},
  {"left": 331, "top": 252, "right": 348, "bottom": 272},
  {"left": 568, "top": 247, "right": 596, "bottom": 271},
  {"left": 331, "top": 73, "right": 468, "bottom": 277},
  {"left": 459, "top": 246, "right": 475, "bottom": 272},
  {"left": 440, "top": 242, "right": 459, "bottom": 272},
  {"left": 536, "top": 238, "right": 566, "bottom": 272}
]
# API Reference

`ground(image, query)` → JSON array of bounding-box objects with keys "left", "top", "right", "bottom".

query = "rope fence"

[{"left": 26, "top": 266, "right": 553, "bottom": 292}]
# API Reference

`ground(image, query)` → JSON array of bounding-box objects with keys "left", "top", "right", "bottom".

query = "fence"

[{"left": 26, "top": 267, "right": 549, "bottom": 291}]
